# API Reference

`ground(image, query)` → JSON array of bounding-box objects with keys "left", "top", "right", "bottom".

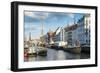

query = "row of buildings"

[
  {"left": 45, "top": 14, "right": 90, "bottom": 47},
  {"left": 24, "top": 14, "right": 90, "bottom": 48}
]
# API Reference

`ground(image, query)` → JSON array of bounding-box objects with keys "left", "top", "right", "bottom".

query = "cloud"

[
  {"left": 25, "top": 11, "right": 38, "bottom": 19},
  {"left": 25, "top": 11, "right": 50, "bottom": 23},
  {"left": 46, "top": 13, "right": 75, "bottom": 22},
  {"left": 33, "top": 12, "right": 49, "bottom": 19},
  {"left": 25, "top": 11, "right": 49, "bottom": 19},
  {"left": 67, "top": 13, "right": 74, "bottom": 19},
  {"left": 24, "top": 11, "right": 75, "bottom": 24},
  {"left": 25, "top": 23, "right": 45, "bottom": 31},
  {"left": 25, "top": 11, "right": 75, "bottom": 19},
  {"left": 45, "top": 13, "right": 67, "bottom": 23}
]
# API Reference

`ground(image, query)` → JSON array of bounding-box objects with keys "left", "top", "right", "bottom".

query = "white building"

[
  {"left": 54, "top": 27, "right": 67, "bottom": 47},
  {"left": 77, "top": 14, "right": 90, "bottom": 46},
  {"left": 54, "top": 27, "right": 65, "bottom": 41},
  {"left": 64, "top": 14, "right": 90, "bottom": 47},
  {"left": 64, "top": 24, "right": 78, "bottom": 47}
]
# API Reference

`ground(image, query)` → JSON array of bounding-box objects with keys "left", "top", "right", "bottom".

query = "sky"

[{"left": 24, "top": 11, "right": 85, "bottom": 39}]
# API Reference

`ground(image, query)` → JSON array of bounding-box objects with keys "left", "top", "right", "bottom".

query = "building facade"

[
  {"left": 64, "top": 14, "right": 90, "bottom": 47},
  {"left": 64, "top": 24, "right": 78, "bottom": 47},
  {"left": 54, "top": 27, "right": 65, "bottom": 42},
  {"left": 46, "top": 14, "right": 90, "bottom": 47},
  {"left": 77, "top": 14, "right": 90, "bottom": 46},
  {"left": 47, "top": 30, "right": 55, "bottom": 44}
]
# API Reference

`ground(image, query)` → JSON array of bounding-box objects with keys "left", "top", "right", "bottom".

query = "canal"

[{"left": 24, "top": 48, "right": 90, "bottom": 62}]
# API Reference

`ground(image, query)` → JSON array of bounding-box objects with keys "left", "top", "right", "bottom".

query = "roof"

[{"left": 64, "top": 24, "right": 78, "bottom": 32}]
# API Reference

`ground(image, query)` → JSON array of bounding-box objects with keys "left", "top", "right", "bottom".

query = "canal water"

[{"left": 24, "top": 48, "right": 90, "bottom": 62}]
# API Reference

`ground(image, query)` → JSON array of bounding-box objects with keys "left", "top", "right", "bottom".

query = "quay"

[
  {"left": 24, "top": 46, "right": 47, "bottom": 57},
  {"left": 49, "top": 45, "right": 90, "bottom": 54}
]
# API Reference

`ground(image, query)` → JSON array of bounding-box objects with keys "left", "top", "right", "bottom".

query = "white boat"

[
  {"left": 54, "top": 41, "right": 67, "bottom": 47},
  {"left": 24, "top": 44, "right": 29, "bottom": 48},
  {"left": 28, "top": 47, "right": 36, "bottom": 54}
]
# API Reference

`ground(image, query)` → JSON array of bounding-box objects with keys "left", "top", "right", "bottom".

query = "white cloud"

[
  {"left": 68, "top": 22, "right": 75, "bottom": 26},
  {"left": 25, "top": 11, "right": 49, "bottom": 19},
  {"left": 34, "top": 12, "right": 49, "bottom": 19},
  {"left": 67, "top": 13, "right": 75, "bottom": 19},
  {"left": 25, "top": 23, "right": 45, "bottom": 31},
  {"left": 25, "top": 11, "right": 37, "bottom": 18}
]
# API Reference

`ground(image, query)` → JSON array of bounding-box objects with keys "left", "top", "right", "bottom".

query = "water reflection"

[
  {"left": 57, "top": 50, "right": 66, "bottom": 60},
  {"left": 24, "top": 48, "right": 90, "bottom": 62}
]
